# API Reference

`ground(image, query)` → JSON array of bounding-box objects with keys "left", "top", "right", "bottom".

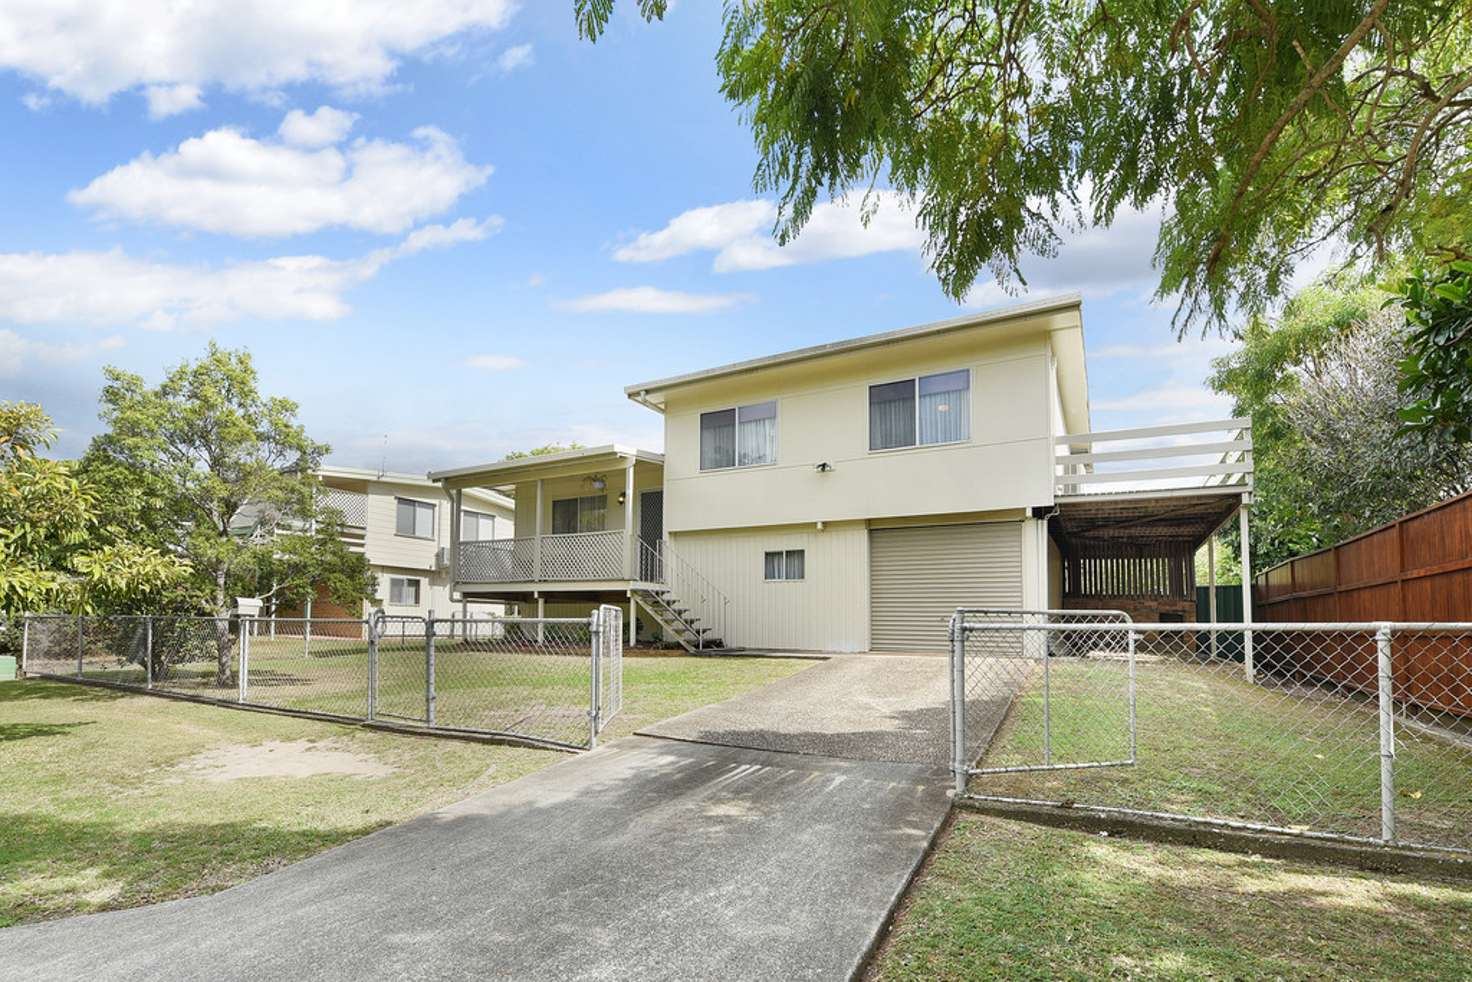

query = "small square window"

[
  {"left": 389, "top": 577, "right": 421, "bottom": 605},
  {"left": 764, "top": 549, "right": 805, "bottom": 581}
]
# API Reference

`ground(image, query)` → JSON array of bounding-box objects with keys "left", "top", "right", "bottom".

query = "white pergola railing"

[{"left": 1055, "top": 417, "right": 1252, "bottom": 497}]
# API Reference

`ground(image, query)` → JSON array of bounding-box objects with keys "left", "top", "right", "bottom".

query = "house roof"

[
  {"left": 624, "top": 293, "right": 1089, "bottom": 430},
  {"left": 426, "top": 444, "right": 664, "bottom": 489},
  {"left": 316, "top": 465, "right": 513, "bottom": 509}
]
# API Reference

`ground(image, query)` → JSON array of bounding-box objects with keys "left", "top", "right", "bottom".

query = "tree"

[
  {"left": 503, "top": 442, "right": 587, "bottom": 460},
  {"left": 1395, "top": 258, "right": 1472, "bottom": 443},
  {"left": 83, "top": 345, "right": 373, "bottom": 684},
  {"left": 1211, "top": 269, "right": 1472, "bottom": 569},
  {"left": 578, "top": 1, "right": 1472, "bottom": 332},
  {"left": 0, "top": 402, "right": 187, "bottom": 620}
]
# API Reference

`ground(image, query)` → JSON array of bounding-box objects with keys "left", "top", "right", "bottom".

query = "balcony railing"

[
  {"left": 457, "top": 530, "right": 630, "bottom": 583},
  {"left": 1056, "top": 418, "right": 1252, "bottom": 497},
  {"left": 320, "top": 488, "right": 368, "bottom": 527}
]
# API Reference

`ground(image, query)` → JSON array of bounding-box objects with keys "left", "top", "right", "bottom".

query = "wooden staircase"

[{"left": 632, "top": 586, "right": 723, "bottom": 652}]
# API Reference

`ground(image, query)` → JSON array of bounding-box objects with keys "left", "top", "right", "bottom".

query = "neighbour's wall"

[
  {"left": 658, "top": 322, "right": 1059, "bottom": 533},
  {"left": 669, "top": 522, "right": 870, "bottom": 651}
]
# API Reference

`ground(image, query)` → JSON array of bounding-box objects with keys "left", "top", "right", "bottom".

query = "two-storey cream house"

[
  {"left": 429, "top": 295, "right": 1253, "bottom": 652},
  {"left": 290, "top": 467, "right": 515, "bottom": 621}
]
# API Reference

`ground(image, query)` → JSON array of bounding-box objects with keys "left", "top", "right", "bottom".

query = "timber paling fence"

[
  {"left": 950, "top": 615, "right": 1472, "bottom": 856},
  {"left": 21, "top": 608, "right": 624, "bottom": 751}
]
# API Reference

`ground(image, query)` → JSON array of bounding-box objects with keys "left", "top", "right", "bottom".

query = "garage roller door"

[{"left": 870, "top": 522, "right": 1023, "bottom": 652}]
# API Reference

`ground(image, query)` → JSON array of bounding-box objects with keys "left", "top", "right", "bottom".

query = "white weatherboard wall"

[{"left": 669, "top": 523, "right": 869, "bottom": 652}]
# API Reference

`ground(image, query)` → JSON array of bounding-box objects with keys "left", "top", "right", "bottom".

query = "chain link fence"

[
  {"left": 951, "top": 617, "right": 1472, "bottom": 856},
  {"left": 20, "top": 606, "right": 624, "bottom": 751}
]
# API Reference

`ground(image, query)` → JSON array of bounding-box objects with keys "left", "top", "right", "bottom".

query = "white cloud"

[
  {"left": 278, "top": 106, "right": 359, "bottom": 148},
  {"left": 0, "top": 1, "right": 517, "bottom": 109},
  {"left": 556, "top": 286, "right": 752, "bottom": 315},
  {"left": 465, "top": 354, "right": 524, "bottom": 371},
  {"left": 614, "top": 192, "right": 925, "bottom": 272},
  {"left": 496, "top": 44, "right": 535, "bottom": 74},
  {"left": 143, "top": 82, "right": 202, "bottom": 119},
  {"left": 0, "top": 331, "right": 125, "bottom": 378},
  {"left": 1091, "top": 384, "right": 1234, "bottom": 414},
  {"left": 68, "top": 115, "right": 490, "bottom": 237},
  {"left": 20, "top": 91, "right": 52, "bottom": 111},
  {"left": 0, "top": 217, "right": 499, "bottom": 331}
]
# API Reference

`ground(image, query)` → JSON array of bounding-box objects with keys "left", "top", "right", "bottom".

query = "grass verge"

[
  {"left": 0, "top": 655, "right": 812, "bottom": 927},
  {"left": 870, "top": 812, "right": 1472, "bottom": 980}
]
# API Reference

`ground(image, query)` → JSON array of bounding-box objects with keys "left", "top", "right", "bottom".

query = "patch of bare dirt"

[{"left": 169, "top": 740, "right": 396, "bottom": 782}]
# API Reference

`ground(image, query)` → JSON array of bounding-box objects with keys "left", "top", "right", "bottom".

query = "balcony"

[
  {"left": 456, "top": 530, "right": 633, "bottom": 584},
  {"left": 1055, "top": 417, "right": 1252, "bottom": 500}
]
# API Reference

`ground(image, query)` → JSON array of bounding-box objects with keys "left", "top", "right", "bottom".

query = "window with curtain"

[
  {"left": 389, "top": 577, "right": 421, "bottom": 605},
  {"left": 551, "top": 495, "right": 606, "bottom": 533},
  {"left": 461, "top": 510, "right": 495, "bottom": 541},
  {"left": 763, "top": 549, "right": 806, "bottom": 581},
  {"left": 737, "top": 400, "right": 777, "bottom": 466},
  {"left": 395, "top": 498, "right": 435, "bottom": 538},
  {"left": 918, "top": 369, "right": 970, "bottom": 445},
  {"left": 869, "top": 379, "right": 917, "bottom": 450},
  {"left": 869, "top": 370, "right": 970, "bottom": 450},
  {"left": 702, "top": 402, "right": 778, "bottom": 469}
]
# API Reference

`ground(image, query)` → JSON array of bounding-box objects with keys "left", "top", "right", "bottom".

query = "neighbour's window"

[
  {"left": 395, "top": 498, "right": 435, "bottom": 538},
  {"left": 388, "top": 577, "right": 421, "bottom": 605},
  {"left": 461, "top": 509, "right": 496, "bottom": 541},
  {"left": 869, "top": 369, "right": 970, "bottom": 450},
  {"left": 763, "top": 549, "right": 806, "bottom": 581},
  {"left": 551, "top": 495, "right": 607, "bottom": 534},
  {"left": 700, "top": 401, "right": 777, "bottom": 470}
]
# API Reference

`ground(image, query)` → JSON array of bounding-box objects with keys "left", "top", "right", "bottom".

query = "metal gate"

[{"left": 950, "top": 610, "right": 1136, "bottom": 791}]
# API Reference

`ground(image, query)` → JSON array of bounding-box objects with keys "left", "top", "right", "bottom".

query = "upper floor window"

[
  {"left": 395, "top": 498, "right": 435, "bottom": 539},
  {"left": 461, "top": 509, "right": 496, "bottom": 541},
  {"left": 869, "top": 369, "right": 970, "bottom": 451},
  {"left": 700, "top": 400, "right": 777, "bottom": 470},
  {"left": 764, "top": 549, "right": 805, "bottom": 581},
  {"left": 551, "top": 495, "right": 606, "bottom": 534}
]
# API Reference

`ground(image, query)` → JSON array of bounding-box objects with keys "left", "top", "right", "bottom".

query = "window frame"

[
  {"left": 867, "top": 368, "right": 972, "bottom": 453},
  {"left": 763, "top": 548, "right": 806, "bottom": 582},
  {"left": 460, "top": 508, "right": 496, "bottom": 542},
  {"left": 394, "top": 497, "right": 436, "bottom": 540},
  {"left": 388, "top": 576, "right": 422, "bottom": 606},
  {"left": 699, "top": 400, "right": 779, "bottom": 472},
  {"left": 550, "top": 494, "right": 607, "bottom": 534}
]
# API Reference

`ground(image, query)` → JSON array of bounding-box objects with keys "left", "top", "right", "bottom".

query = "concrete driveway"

[{"left": 4, "top": 657, "right": 956, "bottom": 982}]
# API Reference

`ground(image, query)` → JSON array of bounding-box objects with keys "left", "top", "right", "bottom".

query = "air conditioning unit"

[{"left": 435, "top": 546, "right": 450, "bottom": 571}]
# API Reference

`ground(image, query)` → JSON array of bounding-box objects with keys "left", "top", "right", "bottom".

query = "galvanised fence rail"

[
  {"left": 21, "top": 607, "right": 624, "bottom": 751},
  {"left": 950, "top": 617, "right": 1472, "bottom": 856}
]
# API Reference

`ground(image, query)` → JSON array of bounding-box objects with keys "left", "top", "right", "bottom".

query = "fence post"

[
  {"left": 1127, "top": 629, "right": 1139, "bottom": 764},
  {"left": 1041, "top": 626, "right": 1052, "bottom": 767},
  {"left": 425, "top": 611, "right": 436, "bottom": 726},
  {"left": 949, "top": 613, "right": 968, "bottom": 795},
  {"left": 145, "top": 616, "right": 153, "bottom": 689},
  {"left": 588, "top": 608, "right": 603, "bottom": 750},
  {"left": 1376, "top": 622, "right": 1396, "bottom": 843},
  {"left": 76, "top": 614, "right": 84, "bottom": 678},
  {"left": 238, "top": 617, "right": 251, "bottom": 704},
  {"left": 366, "top": 617, "right": 378, "bottom": 721},
  {"left": 20, "top": 615, "right": 29, "bottom": 677}
]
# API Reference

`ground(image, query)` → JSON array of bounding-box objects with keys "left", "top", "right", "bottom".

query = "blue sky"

[{"left": 0, "top": 2, "right": 1238, "bottom": 472}]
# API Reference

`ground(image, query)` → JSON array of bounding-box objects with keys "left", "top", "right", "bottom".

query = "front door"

[{"left": 639, "top": 490, "right": 664, "bottom": 581}]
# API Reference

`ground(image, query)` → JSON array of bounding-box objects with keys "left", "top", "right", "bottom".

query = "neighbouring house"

[
  {"left": 429, "top": 295, "right": 1254, "bottom": 652},
  {"left": 269, "top": 466, "right": 516, "bottom": 624}
]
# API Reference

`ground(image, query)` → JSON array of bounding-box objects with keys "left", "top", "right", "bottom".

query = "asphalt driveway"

[{"left": 4, "top": 657, "right": 957, "bottom": 982}]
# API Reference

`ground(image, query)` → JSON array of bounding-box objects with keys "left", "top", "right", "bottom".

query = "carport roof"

[
  {"left": 427, "top": 444, "right": 664, "bottom": 489},
  {"left": 1051, "top": 492, "right": 1242, "bottom": 552}
]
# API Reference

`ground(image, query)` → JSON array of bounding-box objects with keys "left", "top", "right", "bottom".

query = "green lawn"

[
  {"left": 970, "top": 657, "right": 1472, "bottom": 852},
  {"left": 0, "top": 654, "right": 813, "bottom": 927},
  {"left": 870, "top": 813, "right": 1472, "bottom": 981}
]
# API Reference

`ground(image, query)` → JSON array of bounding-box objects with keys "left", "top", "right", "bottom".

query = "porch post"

[
  {"left": 536, "top": 594, "right": 545, "bottom": 645},
  {"left": 624, "top": 457, "right": 636, "bottom": 579},
  {"left": 534, "top": 478, "right": 544, "bottom": 582},
  {"left": 1239, "top": 499, "right": 1254, "bottom": 682},
  {"left": 1207, "top": 535, "right": 1218, "bottom": 659}
]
